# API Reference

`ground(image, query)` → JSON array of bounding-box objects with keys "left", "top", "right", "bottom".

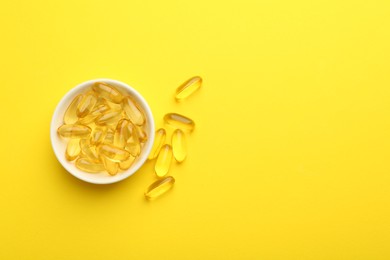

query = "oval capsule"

[
  {"left": 163, "top": 113, "right": 195, "bottom": 132},
  {"left": 76, "top": 93, "right": 97, "bottom": 118},
  {"left": 95, "top": 110, "right": 122, "bottom": 126},
  {"left": 57, "top": 124, "right": 91, "bottom": 138},
  {"left": 80, "top": 139, "right": 100, "bottom": 162},
  {"left": 148, "top": 128, "right": 166, "bottom": 160},
  {"left": 75, "top": 158, "right": 105, "bottom": 173},
  {"left": 145, "top": 176, "right": 175, "bottom": 200},
  {"left": 155, "top": 144, "right": 173, "bottom": 178},
  {"left": 90, "top": 127, "right": 106, "bottom": 145},
  {"left": 101, "top": 155, "right": 119, "bottom": 175},
  {"left": 64, "top": 94, "right": 83, "bottom": 124},
  {"left": 65, "top": 139, "right": 81, "bottom": 161},
  {"left": 136, "top": 125, "right": 148, "bottom": 143},
  {"left": 98, "top": 144, "right": 131, "bottom": 162},
  {"left": 175, "top": 76, "right": 202, "bottom": 100},
  {"left": 119, "top": 155, "right": 135, "bottom": 170},
  {"left": 102, "top": 128, "right": 115, "bottom": 144},
  {"left": 172, "top": 129, "right": 187, "bottom": 162},
  {"left": 114, "top": 119, "right": 131, "bottom": 148},
  {"left": 92, "top": 82, "right": 123, "bottom": 104},
  {"left": 122, "top": 96, "right": 145, "bottom": 126}
]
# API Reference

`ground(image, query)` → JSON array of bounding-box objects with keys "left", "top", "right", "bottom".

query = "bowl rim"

[{"left": 50, "top": 78, "right": 155, "bottom": 184}]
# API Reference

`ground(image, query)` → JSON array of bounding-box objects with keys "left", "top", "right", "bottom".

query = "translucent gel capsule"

[
  {"left": 98, "top": 144, "right": 130, "bottom": 162},
  {"left": 172, "top": 129, "right": 187, "bottom": 163},
  {"left": 119, "top": 155, "right": 135, "bottom": 170},
  {"left": 101, "top": 155, "right": 119, "bottom": 176},
  {"left": 92, "top": 82, "right": 123, "bottom": 104},
  {"left": 95, "top": 110, "right": 122, "bottom": 126},
  {"left": 65, "top": 139, "right": 81, "bottom": 161},
  {"left": 57, "top": 124, "right": 91, "bottom": 138},
  {"left": 148, "top": 128, "right": 166, "bottom": 160},
  {"left": 125, "top": 141, "right": 141, "bottom": 157},
  {"left": 163, "top": 113, "right": 195, "bottom": 132},
  {"left": 76, "top": 93, "right": 97, "bottom": 118},
  {"left": 155, "top": 144, "right": 173, "bottom": 178},
  {"left": 145, "top": 176, "right": 175, "bottom": 200},
  {"left": 80, "top": 139, "right": 100, "bottom": 162},
  {"left": 175, "top": 76, "right": 202, "bottom": 100},
  {"left": 64, "top": 94, "right": 83, "bottom": 124},
  {"left": 102, "top": 128, "right": 115, "bottom": 144},
  {"left": 114, "top": 119, "right": 131, "bottom": 148},
  {"left": 122, "top": 96, "right": 145, "bottom": 126},
  {"left": 75, "top": 158, "right": 105, "bottom": 173},
  {"left": 136, "top": 125, "right": 148, "bottom": 143},
  {"left": 90, "top": 127, "right": 106, "bottom": 145}
]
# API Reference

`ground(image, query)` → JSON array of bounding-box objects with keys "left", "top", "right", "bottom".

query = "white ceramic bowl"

[{"left": 50, "top": 79, "right": 155, "bottom": 184}]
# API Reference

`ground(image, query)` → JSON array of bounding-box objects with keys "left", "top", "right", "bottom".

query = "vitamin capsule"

[
  {"left": 148, "top": 128, "right": 166, "bottom": 160},
  {"left": 90, "top": 127, "right": 106, "bottom": 145},
  {"left": 145, "top": 176, "right": 175, "bottom": 200},
  {"left": 75, "top": 158, "right": 105, "bottom": 173},
  {"left": 95, "top": 110, "right": 122, "bottom": 126},
  {"left": 64, "top": 94, "right": 83, "bottom": 124},
  {"left": 172, "top": 129, "right": 187, "bottom": 163},
  {"left": 125, "top": 141, "right": 141, "bottom": 157},
  {"left": 102, "top": 128, "right": 115, "bottom": 144},
  {"left": 155, "top": 144, "right": 173, "bottom": 178},
  {"left": 92, "top": 82, "right": 123, "bottom": 104},
  {"left": 163, "top": 113, "right": 195, "bottom": 132},
  {"left": 114, "top": 119, "right": 131, "bottom": 148},
  {"left": 57, "top": 124, "right": 91, "bottom": 138},
  {"left": 136, "top": 125, "right": 148, "bottom": 143},
  {"left": 98, "top": 144, "right": 130, "bottom": 162},
  {"left": 119, "top": 155, "right": 135, "bottom": 170},
  {"left": 65, "top": 139, "right": 81, "bottom": 161},
  {"left": 122, "top": 96, "right": 145, "bottom": 126},
  {"left": 80, "top": 139, "right": 100, "bottom": 162},
  {"left": 101, "top": 155, "right": 119, "bottom": 175},
  {"left": 76, "top": 93, "right": 97, "bottom": 118},
  {"left": 175, "top": 76, "right": 202, "bottom": 100}
]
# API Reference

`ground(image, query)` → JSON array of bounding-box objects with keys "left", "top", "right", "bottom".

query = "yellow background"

[{"left": 0, "top": 0, "right": 389, "bottom": 259}]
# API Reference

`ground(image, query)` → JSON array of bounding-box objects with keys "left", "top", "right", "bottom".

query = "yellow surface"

[{"left": 0, "top": 0, "right": 389, "bottom": 259}]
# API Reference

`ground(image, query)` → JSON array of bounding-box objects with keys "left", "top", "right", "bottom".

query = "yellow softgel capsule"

[
  {"left": 75, "top": 158, "right": 105, "bottom": 173},
  {"left": 64, "top": 94, "right": 83, "bottom": 124},
  {"left": 145, "top": 176, "right": 175, "bottom": 200},
  {"left": 125, "top": 141, "right": 140, "bottom": 157},
  {"left": 80, "top": 139, "right": 100, "bottom": 162},
  {"left": 175, "top": 76, "right": 202, "bottom": 100},
  {"left": 101, "top": 155, "right": 119, "bottom": 175},
  {"left": 163, "top": 113, "right": 195, "bottom": 132},
  {"left": 148, "top": 128, "right": 166, "bottom": 160},
  {"left": 92, "top": 82, "right": 123, "bottom": 104},
  {"left": 65, "top": 139, "right": 81, "bottom": 161},
  {"left": 95, "top": 110, "right": 122, "bottom": 126},
  {"left": 102, "top": 128, "right": 115, "bottom": 144},
  {"left": 90, "top": 127, "right": 106, "bottom": 145},
  {"left": 114, "top": 119, "right": 131, "bottom": 148},
  {"left": 155, "top": 144, "right": 173, "bottom": 178},
  {"left": 172, "top": 129, "right": 187, "bottom": 163},
  {"left": 136, "top": 125, "right": 148, "bottom": 143},
  {"left": 78, "top": 102, "right": 111, "bottom": 125},
  {"left": 57, "top": 124, "right": 91, "bottom": 138},
  {"left": 122, "top": 96, "right": 145, "bottom": 126},
  {"left": 119, "top": 155, "right": 135, "bottom": 170},
  {"left": 76, "top": 93, "right": 97, "bottom": 118},
  {"left": 98, "top": 144, "right": 131, "bottom": 162}
]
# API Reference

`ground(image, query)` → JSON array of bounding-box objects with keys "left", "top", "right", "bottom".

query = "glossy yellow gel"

[
  {"left": 65, "top": 139, "right": 81, "bottom": 161},
  {"left": 92, "top": 82, "right": 123, "bottom": 104},
  {"left": 64, "top": 94, "right": 83, "bottom": 124},
  {"left": 75, "top": 158, "right": 105, "bottom": 173},
  {"left": 57, "top": 124, "right": 91, "bottom": 138},
  {"left": 163, "top": 113, "right": 195, "bottom": 132},
  {"left": 175, "top": 76, "right": 202, "bottom": 100},
  {"left": 145, "top": 176, "right": 175, "bottom": 200},
  {"left": 155, "top": 144, "right": 173, "bottom": 178},
  {"left": 172, "top": 129, "right": 187, "bottom": 162},
  {"left": 95, "top": 110, "right": 122, "bottom": 126},
  {"left": 101, "top": 155, "right": 119, "bottom": 176},
  {"left": 123, "top": 96, "right": 145, "bottom": 126},
  {"left": 98, "top": 144, "right": 130, "bottom": 162},
  {"left": 148, "top": 128, "right": 166, "bottom": 160},
  {"left": 76, "top": 93, "right": 97, "bottom": 118}
]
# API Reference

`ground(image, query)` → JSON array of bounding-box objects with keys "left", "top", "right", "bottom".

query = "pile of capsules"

[
  {"left": 145, "top": 76, "right": 201, "bottom": 200},
  {"left": 57, "top": 82, "right": 148, "bottom": 175}
]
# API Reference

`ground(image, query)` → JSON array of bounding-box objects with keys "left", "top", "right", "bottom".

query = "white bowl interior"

[{"left": 50, "top": 79, "right": 155, "bottom": 184}]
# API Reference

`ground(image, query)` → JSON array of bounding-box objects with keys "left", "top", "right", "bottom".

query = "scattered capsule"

[
  {"left": 57, "top": 124, "right": 91, "bottom": 138},
  {"left": 119, "top": 155, "right": 135, "bottom": 170},
  {"left": 64, "top": 94, "right": 83, "bottom": 124},
  {"left": 145, "top": 176, "right": 175, "bottom": 200},
  {"left": 90, "top": 127, "right": 106, "bottom": 145},
  {"left": 76, "top": 93, "right": 97, "bottom": 118},
  {"left": 122, "top": 96, "right": 145, "bottom": 126},
  {"left": 175, "top": 76, "right": 202, "bottom": 100},
  {"left": 155, "top": 144, "right": 173, "bottom": 178},
  {"left": 98, "top": 144, "right": 131, "bottom": 162},
  {"left": 75, "top": 158, "right": 105, "bottom": 173},
  {"left": 102, "top": 128, "right": 115, "bottom": 144},
  {"left": 148, "top": 128, "right": 166, "bottom": 160},
  {"left": 172, "top": 129, "right": 187, "bottom": 163},
  {"left": 80, "top": 139, "right": 100, "bottom": 162},
  {"left": 101, "top": 155, "right": 119, "bottom": 175},
  {"left": 163, "top": 113, "right": 195, "bottom": 132},
  {"left": 65, "top": 139, "right": 81, "bottom": 161},
  {"left": 114, "top": 119, "right": 131, "bottom": 148},
  {"left": 92, "top": 82, "right": 123, "bottom": 104},
  {"left": 95, "top": 110, "right": 122, "bottom": 126}
]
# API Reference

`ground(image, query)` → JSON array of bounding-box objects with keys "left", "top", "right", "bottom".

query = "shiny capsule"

[
  {"left": 148, "top": 128, "right": 166, "bottom": 160},
  {"left": 101, "top": 155, "right": 119, "bottom": 175},
  {"left": 114, "top": 119, "right": 131, "bottom": 148},
  {"left": 125, "top": 141, "right": 141, "bottom": 157},
  {"left": 155, "top": 144, "right": 173, "bottom": 178},
  {"left": 163, "top": 113, "right": 195, "bottom": 132},
  {"left": 57, "top": 124, "right": 91, "bottom": 138},
  {"left": 122, "top": 96, "right": 145, "bottom": 126},
  {"left": 175, "top": 76, "right": 202, "bottom": 100},
  {"left": 136, "top": 125, "right": 147, "bottom": 143},
  {"left": 92, "top": 82, "right": 123, "bottom": 104},
  {"left": 172, "top": 129, "right": 187, "bottom": 163},
  {"left": 80, "top": 139, "right": 100, "bottom": 162},
  {"left": 75, "top": 158, "right": 105, "bottom": 173},
  {"left": 90, "top": 127, "right": 106, "bottom": 145},
  {"left": 65, "top": 139, "right": 81, "bottom": 161},
  {"left": 145, "top": 176, "right": 175, "bottom": 200},
  {"left": 102, "top": 128, "right": 115, "bottom": 144},
  {"left": 98, "top": 144, "right": 130, "bottom": 162},
  {"left": 76, "top": 93, "right": 97, "bottom": 118},
  {"left": 119, "top": 155, "right": 135, "bottom": 170},
  {"left": 64, "top": 94, "right": 83, "bottom": 124},
  {"left": 95, "top": 110, "right": 122, "bottom": 126}
]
